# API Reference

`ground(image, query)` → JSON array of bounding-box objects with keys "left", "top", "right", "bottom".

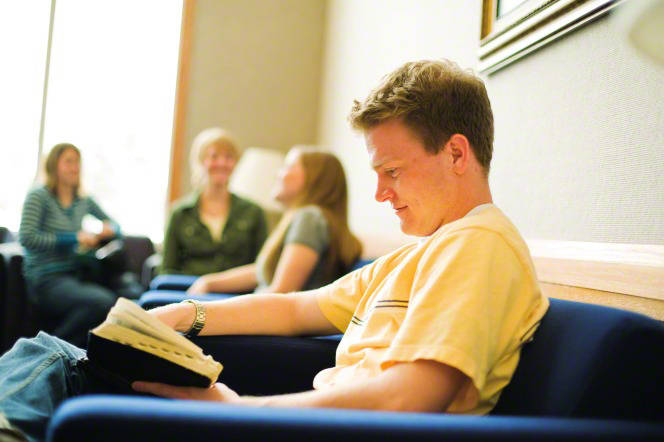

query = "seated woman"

[
  {"left": 188, "top": 147, "right": 362, "bottom": 295},
  {"left": 160, "top": 128, "right": 268, "bottom": 276},
  {"left": 18, "top": 143, "right": 120, "bottom": 347}
]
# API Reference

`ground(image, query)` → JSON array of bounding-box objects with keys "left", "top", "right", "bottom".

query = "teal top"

[
  {"left": 160, "top": 192, "right": 268, "bottom": 276},
  {"left": 19, "top": 186, "right": 118, "bottom": 283},
  {"left": 256, "top": 205, "right": 332, "bottom": 292}
]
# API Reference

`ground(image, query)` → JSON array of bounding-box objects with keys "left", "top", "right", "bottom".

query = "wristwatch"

[{"left": 181, "top": 299, "right": 206, "bottom": 338}]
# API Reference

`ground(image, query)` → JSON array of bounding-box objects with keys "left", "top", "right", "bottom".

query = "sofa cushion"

[{"left": 491, "top": 298, "right": 664, "bottom": 420}]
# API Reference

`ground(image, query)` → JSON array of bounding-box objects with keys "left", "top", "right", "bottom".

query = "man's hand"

[
  {"left": 132, "top": 381, "right": 240, "bottom": 403},
  {"left": 147, "top": 302, "right": 195, "bottom": 333}
]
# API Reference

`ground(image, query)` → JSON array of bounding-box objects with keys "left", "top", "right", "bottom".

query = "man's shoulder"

[
  {"left": 439, "top": 206, "right": 517, "bottom": 239},
  {"left": 427, "top": 206, "right": 527, "bottom": 255}
]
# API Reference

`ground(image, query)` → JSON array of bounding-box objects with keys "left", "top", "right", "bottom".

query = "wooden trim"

[
  {"left": 541, "top": 282, "right": 664, "bottom": 321},
  {"left": 478, "top": 0, "right": 623, "bottom": 74},
  {"left": 481, "top": 0, "right": 496, "bottom": 39},
  {"left": 36, "top": 0, "right": 57, "bottom": 182},
  {"left": 528, "top": 240, "right": 664, "bottom": 302},
  {"left": 168, "top": 0, "right": 196, "bottom": 204}
]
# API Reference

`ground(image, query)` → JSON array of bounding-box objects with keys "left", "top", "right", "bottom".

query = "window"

[
  {"left": 0, "top": 0, "right": 183, "bottom": 243},
  {"left": 0, "top": 2, "right": 51, "bottom": 231}
]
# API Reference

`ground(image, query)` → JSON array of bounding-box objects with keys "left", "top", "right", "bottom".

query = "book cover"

[{"left": 83, "top": 298, "right": 223, "bottom": 390}]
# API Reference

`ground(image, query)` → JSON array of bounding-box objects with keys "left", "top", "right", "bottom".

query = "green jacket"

[{"left": 160, "top": 192, "right": 267, "bottom": 276}]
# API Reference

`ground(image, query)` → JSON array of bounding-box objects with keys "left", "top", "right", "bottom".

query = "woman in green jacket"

[{"left": 160, "top": 128, "right": 268, "bottom": 276}]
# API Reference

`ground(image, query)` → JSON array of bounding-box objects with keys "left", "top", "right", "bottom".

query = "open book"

[{"left": 81, "top": 298, "right": 223, "bottom": 392}]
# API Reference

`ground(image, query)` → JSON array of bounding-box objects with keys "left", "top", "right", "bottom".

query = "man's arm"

[
  {"left": 149, "top": 289, "right": 339, "bottom": 337},
  {"left": 133, "top": 358, "right": 467, "bottom": 413}
]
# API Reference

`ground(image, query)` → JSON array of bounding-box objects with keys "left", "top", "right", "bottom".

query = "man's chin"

[
  {"left": 399, "top": 221, "right": 419, "bottom": 237},
  {"left": 399, "top": 221, "right": 437, "bottom": 237}
]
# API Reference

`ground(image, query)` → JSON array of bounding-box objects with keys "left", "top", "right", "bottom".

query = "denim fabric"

[
  {"left": 0, "top": 333, "right": 90, "bottom": 442},
  {"left": 27, "top": 274, "right": 117, "bottom": 347}
]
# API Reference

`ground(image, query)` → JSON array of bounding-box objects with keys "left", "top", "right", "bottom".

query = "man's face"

[{"left": 366, "top": 120, "right": 456, "bottom": 237}]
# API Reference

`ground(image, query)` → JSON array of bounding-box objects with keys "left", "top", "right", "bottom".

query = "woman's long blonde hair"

[
  {"left": 44, "top": 143, "right": 81, "bottom": 195},
  {"left": 256, "top": 147, "right": 362, "bottom": 286}
]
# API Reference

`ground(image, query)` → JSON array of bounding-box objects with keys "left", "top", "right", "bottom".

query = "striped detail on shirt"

[
  {"left": 18, "top": 186, "right": 112, "bottom": 283},
  {"left": 350, "top": 299, "right": 410, "bottom": 327}
]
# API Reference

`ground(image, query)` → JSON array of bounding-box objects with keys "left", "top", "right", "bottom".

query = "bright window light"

[
  {"left": 42, "top": 0, "right": 183, "bottom": 243},
  {"left": 0, "top": 2, "right": 51, "bottom": 232}
]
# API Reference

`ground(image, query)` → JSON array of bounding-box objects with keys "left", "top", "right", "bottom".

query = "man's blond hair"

[{"left": 348, "top": 60, "right": 494, "bottom": 173}]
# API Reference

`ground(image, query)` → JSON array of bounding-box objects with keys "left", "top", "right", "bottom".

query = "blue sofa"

[{"left": 47, "top": 298, "right": 664, "bottom": 441}]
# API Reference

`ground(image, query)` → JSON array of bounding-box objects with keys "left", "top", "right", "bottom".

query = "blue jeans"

[
  {"left": 0, "top": 333, "right": 95, "bottom": 442},
  {"left": 27, "top": 274, "right": 118, "bottom": 348}
]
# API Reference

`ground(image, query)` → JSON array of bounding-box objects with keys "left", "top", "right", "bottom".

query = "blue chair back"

[
  {"left": 491, "top": 298, "right": 664, "bottom": 421},
  {"left": 348, "top": 259, "right": 373, "bottom": 273}
]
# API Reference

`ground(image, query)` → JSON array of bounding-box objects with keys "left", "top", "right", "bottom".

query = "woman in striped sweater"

[{"left": 18, "top": 143, "right": 120, "bottom": 347}]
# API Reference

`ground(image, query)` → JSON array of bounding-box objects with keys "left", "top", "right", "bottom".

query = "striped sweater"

[{"left": 18, "top": 185, "right": 116, "bottom": 283}]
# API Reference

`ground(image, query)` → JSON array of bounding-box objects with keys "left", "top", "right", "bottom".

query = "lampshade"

[
  {"left": 229, "top": 147, "right": 285, "bottom": 212},
  {"left": 620, "top": 0, "right": 664, "bottom": 64}
]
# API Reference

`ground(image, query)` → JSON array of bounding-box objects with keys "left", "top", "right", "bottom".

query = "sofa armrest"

[
  {"left": 49, "top": 396, "right": 664, "bottom": 442},
  {"left": 149, "top": 273, "right": 198, "bottom": 291},
  {"left": 192, "top": 334, "right": 340, "bottom": 396}
]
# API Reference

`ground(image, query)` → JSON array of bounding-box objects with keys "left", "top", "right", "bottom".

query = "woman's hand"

[
  {"left": 77, "top": 231, "right": 99, "bottom": 249},
  {"left": 187, "top": 276, "right": 211, "bottom": 295},
  {"left": 132, "top": 381, "right": 240, "bottom": 403},
  {"left": 98, "top": 221, "right": 116, "bottom": 240}
]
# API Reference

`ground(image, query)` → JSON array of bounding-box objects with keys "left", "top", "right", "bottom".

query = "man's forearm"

[
  {"left": 238, "top": 379, "right": 401, "bottom": 412},
  {"left": 235, "top": 359, "right": 464, "bottom": 413},
  {"left": 153, "top": 289, "right": 338, "bottom": 339},
  {"left": 200, "top": 293, "right": 302, "bottom": 336}
]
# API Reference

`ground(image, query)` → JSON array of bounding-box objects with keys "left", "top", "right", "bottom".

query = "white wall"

[
  {"left": 318, "top": 0, "right": 664, "bottom": 251},
  {"left": 182, "top": 0, "right": 326, "bottom": 194},
  {"left": 487, "top": 14, "right": 664, "bottom": 245},
  {"left": 318, "top": 0, "right": 483, "bottom": 246}
]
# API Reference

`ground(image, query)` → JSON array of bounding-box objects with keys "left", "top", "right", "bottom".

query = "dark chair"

[
  {"left": 0, "top": 242, "right": 38, "bottom": 354},
  {"left": 121, "top": 235, "right": 155, "bottom": 288},
  {"left": 48, "top": 298, "right": 664, "bottom": 441},
  {"left": 0, "top": 235, "right": 156, "bottom": 353},
  {"left": 0, "top": 227, "right": 14, "bottom": 244}
]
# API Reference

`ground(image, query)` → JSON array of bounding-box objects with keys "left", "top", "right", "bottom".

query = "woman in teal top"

[
  {"left": 160, "top": 128, "right": 268, "bottom": 276},
  {"left": 19, "top": 143, "right": 120, "bottom": 347}
]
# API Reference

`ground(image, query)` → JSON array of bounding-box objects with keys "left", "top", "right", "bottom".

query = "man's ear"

[{"left": 446, "top": 134, "right": 471, "bottom": 174}]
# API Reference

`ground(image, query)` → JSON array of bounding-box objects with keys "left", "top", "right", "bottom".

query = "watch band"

[{"left": 181, "top": 299, "right": 206, "bottom": 338}]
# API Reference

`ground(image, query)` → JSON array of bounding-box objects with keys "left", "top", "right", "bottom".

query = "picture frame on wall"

[{"left": 479, "top": 0, "right": 625, "bottom": 74}]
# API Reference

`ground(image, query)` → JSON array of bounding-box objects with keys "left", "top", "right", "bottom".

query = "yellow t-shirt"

[{"left": 313, "top": 205, "right": 549, "bottom": 415}]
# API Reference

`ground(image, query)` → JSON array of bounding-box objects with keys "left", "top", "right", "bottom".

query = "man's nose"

[{"left": 375, "top": 178, "right": 394, "bottom": 203}]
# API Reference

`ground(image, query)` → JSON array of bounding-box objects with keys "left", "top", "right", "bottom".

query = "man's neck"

[{"left": 449, "top": 178, "right": 493, "bottom": 222}]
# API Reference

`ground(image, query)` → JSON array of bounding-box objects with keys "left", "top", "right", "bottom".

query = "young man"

[
  {"left": 0, "top": 60, "right": 548, "bottom": 442},
  {"left": 135, "top": 60, "right": 549, "bottom": 413}
]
